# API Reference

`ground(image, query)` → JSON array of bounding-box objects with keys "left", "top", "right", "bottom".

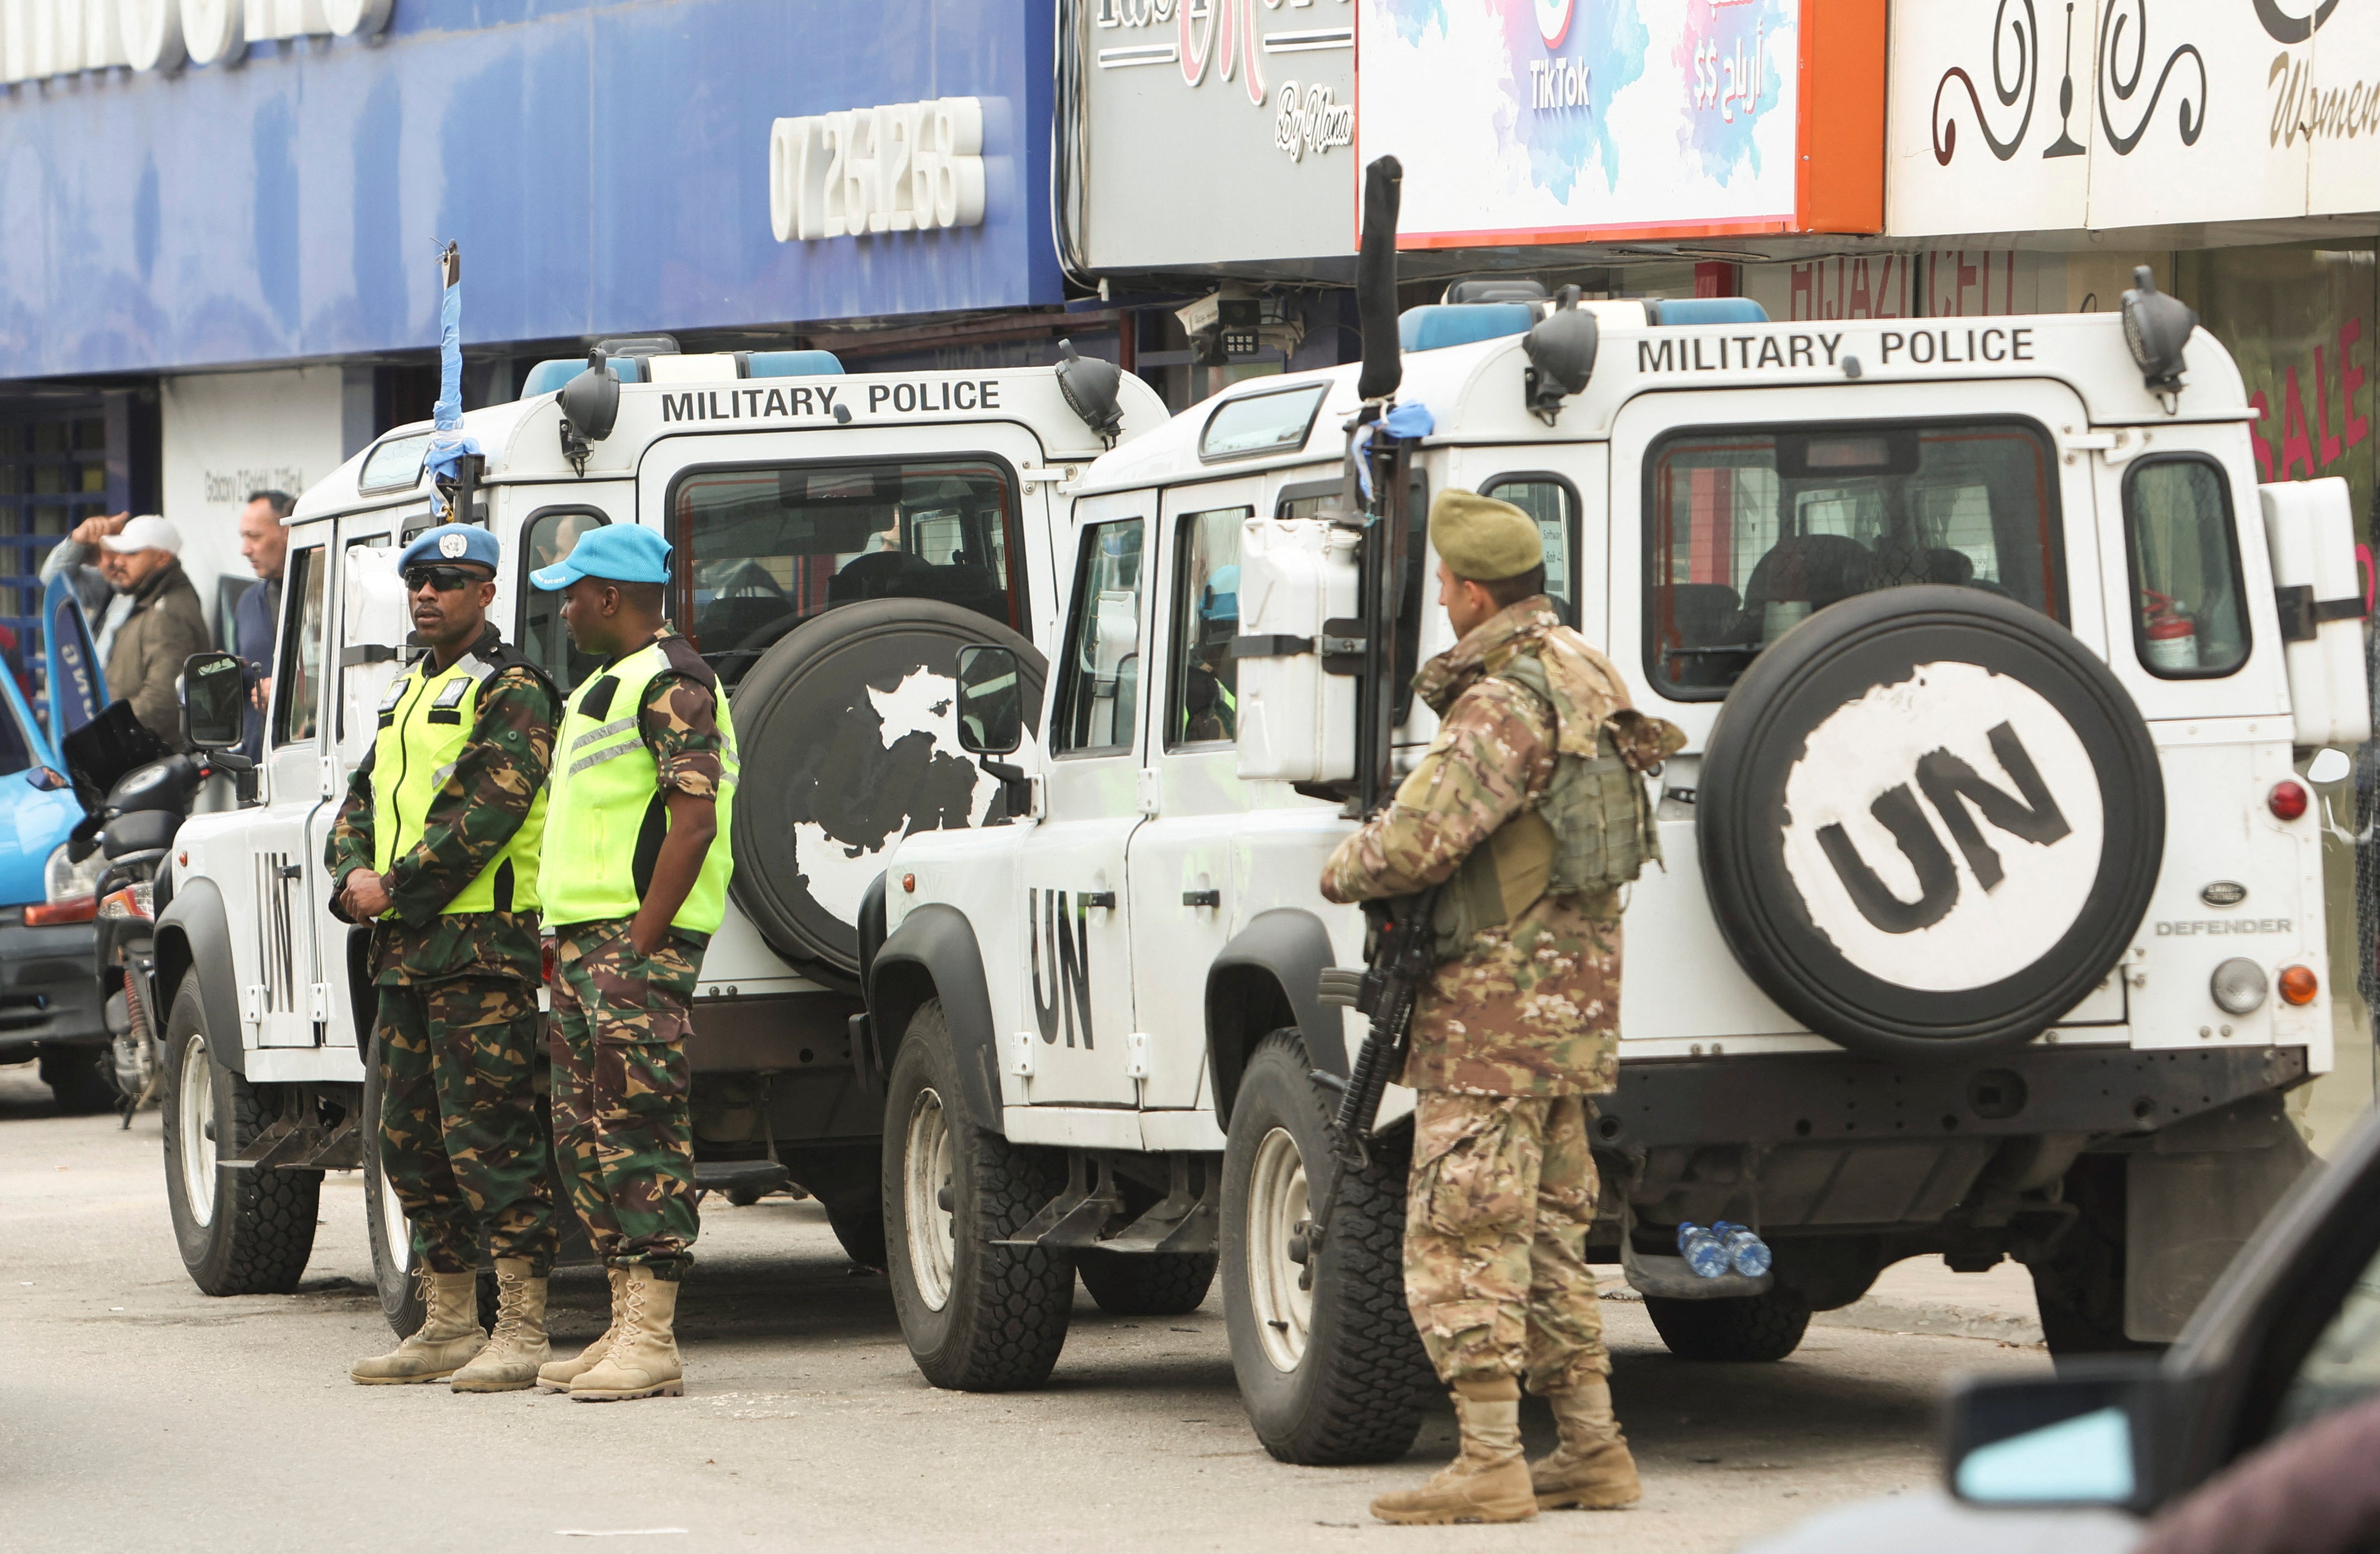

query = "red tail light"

[{"left": 2269, "top": 780, "right": 2310, "bottom": 821}]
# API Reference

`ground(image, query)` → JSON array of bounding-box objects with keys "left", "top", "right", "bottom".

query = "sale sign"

[{"left": 1356, "top": 0, "right": 1883, "bottom": 247}]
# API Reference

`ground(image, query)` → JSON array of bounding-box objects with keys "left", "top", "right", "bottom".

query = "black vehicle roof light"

[
  {"left": 1523, "top": 285, "right": 1599, "bottom": 427},
  {"left": 2119, "top": 266, "right": 2196, "bottom": 408}
]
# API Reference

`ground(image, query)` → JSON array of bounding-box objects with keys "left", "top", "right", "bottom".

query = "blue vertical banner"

[{"left": 41, "top": 573, "right": 105, "bottom": 743}]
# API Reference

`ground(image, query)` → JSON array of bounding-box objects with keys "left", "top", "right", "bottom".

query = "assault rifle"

[{"left": 1291, "top": 154, "right": 1430, "bottom": 1290}]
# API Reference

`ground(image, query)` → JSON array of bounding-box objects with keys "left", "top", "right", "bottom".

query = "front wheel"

[
  {"left": 883, "top": 998, "right": 1074, "bottom": 1390},
  {"left": 1221, "top": 1030, "right": 1434, "bottom": 1465},
  {"left": 159, "top": 977, "right": 319, "bottom": 1296}
]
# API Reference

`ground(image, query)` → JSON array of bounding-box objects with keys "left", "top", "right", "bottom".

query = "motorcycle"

[{"left": 62, "top": 701, "right": 250, "bottom": 1122}]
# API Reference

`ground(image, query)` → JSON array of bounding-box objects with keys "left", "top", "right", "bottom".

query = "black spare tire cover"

[
  {"left": 1697, "top": 586, "right": 2162, "bottom": 1060},
  {"left": 726, "top": 597, "right": 1046, "bottom": 983}
]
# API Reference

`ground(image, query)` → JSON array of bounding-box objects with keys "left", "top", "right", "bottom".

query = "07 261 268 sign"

[{"left": 770, "top": 97, "right": 989, "bottom": 242}]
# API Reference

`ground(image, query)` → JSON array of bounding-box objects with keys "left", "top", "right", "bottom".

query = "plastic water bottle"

[
  {"left": 1675, "top": 1222, "right": 1731, "bottom": 1279},
  {"left": 1713, "top": 1220, "right": 1773, "bottom": 1278}
]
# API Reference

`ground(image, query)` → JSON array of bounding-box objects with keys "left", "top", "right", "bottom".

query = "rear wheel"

[
  {"left": 1645, "top": 1287, "right": 1812, "bottom": 1362},
  {"left": 1077, "top": 1248, "right": 1217, "bottom": 1316},
  {"left": 1222, "top": 1030, "right": 1433, "bottom": 1465},
  {"left": 2029, "top": 1154, "right": 2157, "bottom": 1362},
  {"left": 38, "top": 1045, "right": 115, "bottom": 1115},
  {"left": 159, "top": 977, "right": 319, "bottom": 1296},
  {"left": 883, "top": 999, "right": 1073, "bottom": 1389}
]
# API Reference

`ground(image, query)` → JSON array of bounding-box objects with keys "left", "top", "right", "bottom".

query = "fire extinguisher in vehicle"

[{"left": 2142, "top": 588, "right": 2198, "bottom": 671}]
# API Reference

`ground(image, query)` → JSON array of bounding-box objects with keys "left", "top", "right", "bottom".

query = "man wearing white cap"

[{"left": 97, "top": 515, "right": 209, "bottom": 745}]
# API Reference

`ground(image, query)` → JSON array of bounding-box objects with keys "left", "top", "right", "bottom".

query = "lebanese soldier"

[
  {"left": 527, "top": 524, "right": 738, "bottom": 1403},
  {"left": 1322, "top": 490, "right": 1678, "bottom": 1525},
  {"left": 331, "top": 523, "right": 560, "bottom": 1391}
]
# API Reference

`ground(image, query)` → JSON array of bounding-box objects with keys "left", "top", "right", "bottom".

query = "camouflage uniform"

[
  {"left": 327, "top": 627, "right": 558, "bottom": 1276},
  {"left": 1322, "top": 598, "right": 1646, "bottom": 1389},
  {"left": 547, "top": 634, "right": 725, "bottom": 1281}
]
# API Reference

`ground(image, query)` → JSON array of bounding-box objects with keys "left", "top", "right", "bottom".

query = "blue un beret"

[{"left": 398, "top": 523, "right": 501, "bottom": 574}]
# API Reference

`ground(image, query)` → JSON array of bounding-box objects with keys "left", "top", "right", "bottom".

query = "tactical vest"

[
  {"left": 1421, "top": 649, "right": 1668, "bottom": 961},
  {"left": 540, "top": 637, "right": 740, "bottom": 934},
  {"left": 369, "top": 641, "right": 552, "bottom": 916}
]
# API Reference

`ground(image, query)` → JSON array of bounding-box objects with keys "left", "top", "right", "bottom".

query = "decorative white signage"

[
  {"left": 1, "top": 0, "right": 390, "bottom": 83},
  {"left": 1888, "top": 0, "right": 2380, "bottom": 235},
  {"left": 769, "top": 96, "right": 986, "bottom": 242}
]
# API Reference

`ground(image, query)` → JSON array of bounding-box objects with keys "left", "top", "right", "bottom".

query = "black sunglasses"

[{"left": 403, "top": 564, "right": 489, "bottom": 593}]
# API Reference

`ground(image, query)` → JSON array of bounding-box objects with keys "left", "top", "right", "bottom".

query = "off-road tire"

[
  {"left": 1645, "top": 1287, "right": 1812, "bottom": 1362},
  {"left": 160, "top": 976, "right": 319, "bottom": 1296},
  {"left": 1077, "top": 1248, "right": 1217, "bottom": 1316},
  {"left": 1222, "top": 1029, "right": 1434, "bottom": 1465},
  {"left": 2029, "top": 1154, "right": 2158, "bottom": 1363},
  {"left": 883, "top": 998, "right": 1073, "bottom": 1389},
  {"left": 38, "top": 1044, "right": 116, "bottom": 1115}
]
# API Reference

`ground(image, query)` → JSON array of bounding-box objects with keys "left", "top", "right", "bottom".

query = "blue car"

[{"left": 0, "top": 577, "right": 118, "bottom": 1112}]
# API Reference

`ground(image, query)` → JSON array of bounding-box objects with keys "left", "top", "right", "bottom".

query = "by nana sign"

[
  {"left": 769, "top": 97, "right": 986, "bottom": 242},
  {"left": 1889, "top": 0, "right": 2380, "bottom": 234},
  {"left": 2, "top": 0, "right": 390, "bottom": 83}
]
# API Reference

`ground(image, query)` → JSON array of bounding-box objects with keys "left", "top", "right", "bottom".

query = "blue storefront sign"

[{"left": 0, "top": 0, "right": 1059, "bottom": 379}]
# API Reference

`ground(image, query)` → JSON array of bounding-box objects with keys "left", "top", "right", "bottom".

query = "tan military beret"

[{"left": 1429, "top": 489, "right": 1543, "bottom": 582}]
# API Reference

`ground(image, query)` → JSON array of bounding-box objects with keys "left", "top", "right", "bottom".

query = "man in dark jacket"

[
  {"left": 233, "top": 490, "right": 292, "bottom": 759},
  {"left": 99, "top": 516, "right": 211, "bottom": 747}
]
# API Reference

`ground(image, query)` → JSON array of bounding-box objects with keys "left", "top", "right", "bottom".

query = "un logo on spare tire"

[{"left": 1697, "top": 586, "right": 2163, "bottom": 1059}]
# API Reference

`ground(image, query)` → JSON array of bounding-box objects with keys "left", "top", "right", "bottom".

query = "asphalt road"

[{"left": 0, "top": 1061, "right": 2050, "bottom": 1553}]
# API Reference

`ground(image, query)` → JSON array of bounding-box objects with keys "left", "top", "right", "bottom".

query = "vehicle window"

[
  {"left": 1201, "top": 384, "right": 1327, "bottom": 462},
  {"left": 1482, "top": 475, "right": 1579, "bottom": 624},
  {"left": 1645, "top": 421, "right": 2063, "bottom": 700},
  {"left": 2124, "top": 457, "right": 2249, "bottom": 678},
  {"left": 273, "top": 547, "right": 327, "bottom": 747},
  {"left": 0, "top": 691, "right": 36, "bottom": 778},
  {"left": 673, "top": 459, "right": 1022, "bottom": 683},
  {"left": 2275, "top": 1241, "right": 2380, "bottom": 1436},
  {"left": 518, "top": 508, "right": 610, "bottom": 692},
  {"left": 1051, "top": 519, "right": 1143, "bottom": 756},
  {"left": 1168, "top": 506, "right": 1249, "bottom": 748}
]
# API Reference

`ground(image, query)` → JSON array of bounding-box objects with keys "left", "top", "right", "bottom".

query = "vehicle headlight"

[
  {"left": 2211, "top": 957, "right": 2268, "bottom": 1016},
  {"left": 45, "top": 842, "right": 104, "bottom": 903}
]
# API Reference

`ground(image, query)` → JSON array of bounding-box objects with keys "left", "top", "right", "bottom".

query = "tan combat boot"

[
  {"left": 450, "top": 1259, "right": 551, "bottom": 1393},
  {"left": 350, "top": 1270, "right": 484, "bottom": 1385},
  {"left": 1531, "top": 1378, "right": 1642, "bottom": 1510},
  {"left": 1369, "top": 1377, "right": 1537, "bottom": 1525},
  {"left": 570, "top": 1265, "right": 684, "bottom": 1402},
  {"left": 537, "top": 1267, "right": 627, "bottom": 1393}
]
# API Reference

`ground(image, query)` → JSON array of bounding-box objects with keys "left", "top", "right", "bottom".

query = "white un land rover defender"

[
  {"left": 865, "top": 250, "right": 2369, "bottom": 1465},
  {"left": 148, "top": 340, "right": 1164, "bottom": 1326}
]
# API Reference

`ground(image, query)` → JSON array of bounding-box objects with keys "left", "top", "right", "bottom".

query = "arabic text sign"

[{"left": 1889, "top": 0, "right": 2380, "bottom": 235}]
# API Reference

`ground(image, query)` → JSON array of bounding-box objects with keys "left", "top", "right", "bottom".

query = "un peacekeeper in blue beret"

[
  {"left": 328, "top": 522, "right": 564, "bottom": 1391},
  {"left": 529, "top": 523, "right": 742, "bottom": 1402}
]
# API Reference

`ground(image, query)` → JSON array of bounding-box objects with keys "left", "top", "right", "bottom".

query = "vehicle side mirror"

[
  {"left": 1943, "top": 1361, "right": 2182, "bottom": 1516},
  {"left": 26, "top": 766, "right": 67, "bottom": 793},
  {"left": 181, "top": 651, "right": 247, "bottom": 751},
  {"left": 955, "top": 645, "right": 1023, "bottom": 757}
]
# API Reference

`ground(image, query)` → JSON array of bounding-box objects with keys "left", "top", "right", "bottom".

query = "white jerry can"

[
  {"left": 2259, "top": 477, "right": 2372, "bottom": 747},
  {"left": 1233, "top": 514, "right": 1361, "bottom": 783}
]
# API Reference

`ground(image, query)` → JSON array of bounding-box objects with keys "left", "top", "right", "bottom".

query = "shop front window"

[
  {"left": 2123, "top": 457, "right": 2249, "bottom": 678},
  {"left": 672, "top": 459, "right": 1022, "bottom": 684},
  {"left": 1645, "top": 420, "right": 2063, "bottom": 699}
]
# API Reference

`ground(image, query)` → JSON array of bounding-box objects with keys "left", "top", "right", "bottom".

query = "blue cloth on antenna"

[
  {"left": 1351, "top": 401, "right": 1435, "bottom": 500},
  {"left": 424, "top": 276, "right": 482, "bottom": 511}
]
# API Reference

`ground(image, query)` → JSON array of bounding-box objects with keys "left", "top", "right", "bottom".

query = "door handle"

[
  {"left": 1080, "top": 891, "right": 1117, "bottom": 910},
  {"left": 1182, "top": 889, "right": 1220, "bottom": 908},
  {"left": 277, "top": 864, "right": 302, "bottom": 881}
]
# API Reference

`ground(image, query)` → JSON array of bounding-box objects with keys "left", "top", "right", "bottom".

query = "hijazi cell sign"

[{"left": 1356, "top": 0, "right": 1883, "bottom": 246}]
